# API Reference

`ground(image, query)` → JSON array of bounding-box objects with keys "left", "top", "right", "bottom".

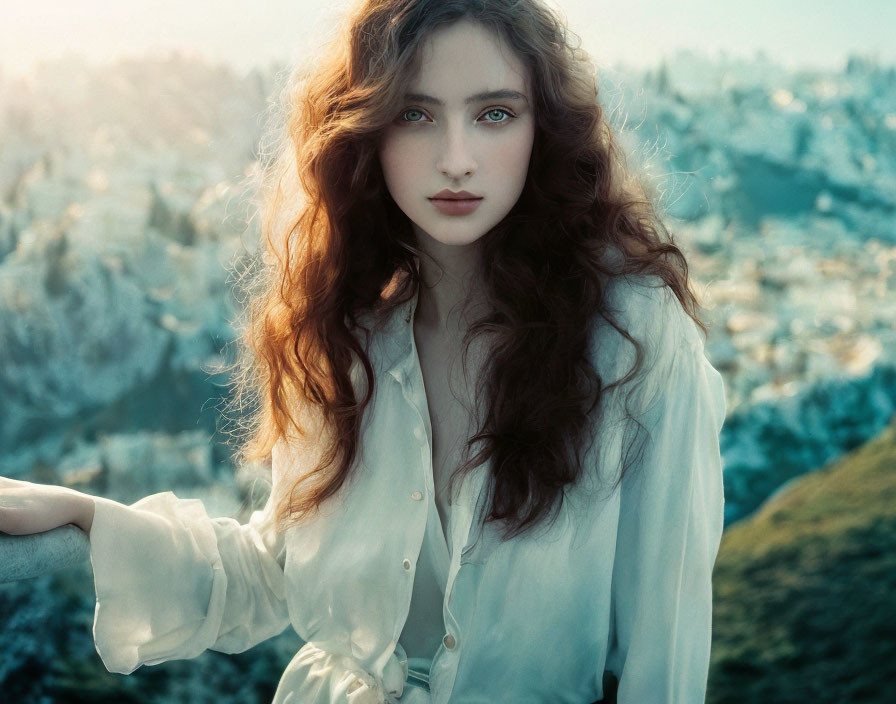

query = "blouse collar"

[{"left": 380, "top": 287, "right": 420, "bottom": 385}]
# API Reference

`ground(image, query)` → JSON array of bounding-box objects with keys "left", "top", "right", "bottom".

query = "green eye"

[
  {"left": 401, "top": 109, "right": 426, "bottom": 122},
  {"left": 397, "top": 107, "right": 516, "bottom": 124},
  {"left": 481, "top": 108, "right": 516, "bottom": 124}
]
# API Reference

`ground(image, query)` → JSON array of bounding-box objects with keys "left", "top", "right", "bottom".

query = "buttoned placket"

[
  {"left": 384, "top": 292, "right": 490, "bottom": 704},
  {"left": 389, "top": 361, "right": 431, "bottom": 620},
  {"left": 378, "top": 297, "right": 480, "bottom": 704}
]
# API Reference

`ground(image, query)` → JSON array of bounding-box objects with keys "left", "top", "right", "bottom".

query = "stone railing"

[{"left": 0, "top": 525, "right": 89, "bottom": 582}]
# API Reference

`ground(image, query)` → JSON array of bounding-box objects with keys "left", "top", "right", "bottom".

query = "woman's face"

[{"left": 378, "top": 19, "right": 536, "bottom": 248}]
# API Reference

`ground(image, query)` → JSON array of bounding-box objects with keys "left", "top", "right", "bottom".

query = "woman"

[{"left": 0, "top": 1, "right": 726, "bottom": 702}]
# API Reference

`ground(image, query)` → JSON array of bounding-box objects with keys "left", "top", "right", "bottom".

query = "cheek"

[
  {"left": 509, "top": 141, "right": 533, "bottom": 171},
  {"left": 497, "top": 129, "right": 535, "bottom": 183},
  {"left": 379, "top": 135, "right": 421, "bottom": 184}
]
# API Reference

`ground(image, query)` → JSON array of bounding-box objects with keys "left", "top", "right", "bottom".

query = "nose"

[{"left": 436, "top": 124, "right": 477, "bottom": 179}]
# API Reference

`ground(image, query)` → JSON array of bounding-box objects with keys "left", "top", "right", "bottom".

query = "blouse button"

[
  {"left": 443, "top": 633, "right": 456, "bottom": 650},
  {"left": 413, "top": 427, "right": 425, "bottom": 443},
  {"left": 402, "top": 558, "right": 412, "bottom": 570},
  {"left": 411, "top": 490, "right": 423, "bottom": 501}
]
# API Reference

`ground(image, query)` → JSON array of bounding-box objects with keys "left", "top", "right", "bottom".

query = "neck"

[{"left": 413, "top": 231, "right": 489, "bottom": 337}]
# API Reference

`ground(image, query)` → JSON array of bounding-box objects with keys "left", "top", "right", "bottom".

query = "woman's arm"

[
  {"left": 77, "top": 494, "right": 95, "bottom": 534},
  {"left": 1, "top": 461, "right": 292, "bottom": 675},
  {"left": 602, "top": 286, "right": 727, "bottom": 703},
  {"left": 88, "top": 478, "right": 291, "bottom": 674},
  {"left": 0, "top": 476, "right": 95, "bottom": 535},
  {"left": 0, "top": 478, "right": 96, "bottom": 583}
]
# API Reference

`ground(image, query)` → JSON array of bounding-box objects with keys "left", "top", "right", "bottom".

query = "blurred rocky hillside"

[
  {"left": 0, "top": 48, "right": 894, "bottom": 704},
  {"left": 0, "top": 51, "right": 894, "bottom": 523}
]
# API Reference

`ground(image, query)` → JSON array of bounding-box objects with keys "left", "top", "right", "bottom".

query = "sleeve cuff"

[{"left": 89, "top": 492, "right": 227, "bottom": 674}]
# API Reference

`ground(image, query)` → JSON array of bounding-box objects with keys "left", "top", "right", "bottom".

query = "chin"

[{"left": 428, "top": 228, "right": 490, "bottom": 247}]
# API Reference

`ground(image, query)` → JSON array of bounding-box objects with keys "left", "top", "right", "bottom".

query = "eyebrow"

[{"left": 403, "top": 89, "right": 529, "bottom": 106}]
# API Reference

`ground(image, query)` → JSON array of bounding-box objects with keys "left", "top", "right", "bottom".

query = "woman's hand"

[{"left": 0, "top": 476, "right": 95, "bottom": 536}]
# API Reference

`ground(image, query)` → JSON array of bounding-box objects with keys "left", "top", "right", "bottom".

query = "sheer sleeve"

[
  {"left": 603, "top": 285, "right": 727, "bottom": 703},
  {"left": 89, "top": 443, "right": 295, "bottom": 674}
]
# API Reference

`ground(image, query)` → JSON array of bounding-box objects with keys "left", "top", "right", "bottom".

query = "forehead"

[{"left": 409, "top": 19, "right": 530, "bottom": 95}]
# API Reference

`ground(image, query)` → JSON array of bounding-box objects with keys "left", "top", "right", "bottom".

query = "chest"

[{"left": 412, "top": 325, "right": 488, "bottom": 538}]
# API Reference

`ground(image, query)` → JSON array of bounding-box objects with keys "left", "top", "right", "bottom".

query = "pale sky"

[{"left": 1, "top": 0, "right": 894, "bottom": 79}]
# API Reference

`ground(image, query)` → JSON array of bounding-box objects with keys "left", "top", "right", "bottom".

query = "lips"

[
  {"left": 429, "top": 196, "right": 483, "bottom": 216},
  {"left": 430, "top": 189, "right": 482, "bottom": 200}
]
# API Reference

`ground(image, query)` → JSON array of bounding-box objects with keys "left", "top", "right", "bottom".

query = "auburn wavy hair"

[{"left": 228, "top": 0, "right": 705, "bottom": 541}]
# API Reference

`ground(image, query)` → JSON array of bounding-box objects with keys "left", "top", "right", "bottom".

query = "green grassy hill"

[{"left": 709, "top": 418, "right": 896, "bottom": 703}]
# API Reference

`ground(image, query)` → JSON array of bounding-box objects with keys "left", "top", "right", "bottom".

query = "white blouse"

[
  {"left": 87, "top": 274, "right": 727, "bottom": 703},
  {"left": 398, "top": 482, "right": 451, "bottom": 691}
]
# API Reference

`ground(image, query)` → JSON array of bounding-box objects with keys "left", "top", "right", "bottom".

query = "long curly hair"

[{"left": 229, "top": 0, "right": 704, "bottom": 541}]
